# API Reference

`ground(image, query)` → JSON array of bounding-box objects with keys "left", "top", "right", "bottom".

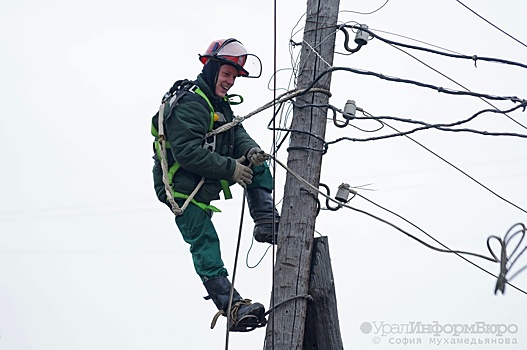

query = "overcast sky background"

[{"left": 1, "top": 0, "right": 526, "bottom": 349}]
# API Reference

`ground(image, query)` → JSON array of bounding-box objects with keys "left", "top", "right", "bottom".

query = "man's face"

[{"left": 215, "top": 64, "right": 238, "bottom": 97}]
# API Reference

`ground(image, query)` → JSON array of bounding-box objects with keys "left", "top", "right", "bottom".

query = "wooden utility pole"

[
  {"left": 304, "top": 237, "right": 343, "bottom": 349},
  {"left": 264, "top": 0, "right": 340, "bottom": 348}
]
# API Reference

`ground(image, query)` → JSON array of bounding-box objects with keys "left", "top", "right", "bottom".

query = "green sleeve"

[{"left": 167, "top": 101, "right": 236, "bottom": 180}]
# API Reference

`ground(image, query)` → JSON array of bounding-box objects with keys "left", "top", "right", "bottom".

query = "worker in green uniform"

[{"left": 151, "top": 38, "right": 279, "bottom": 331}]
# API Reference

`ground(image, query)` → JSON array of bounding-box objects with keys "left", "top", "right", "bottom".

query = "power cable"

[
  {"left": 267, "top": 153, "right": 527, "bottom": 295},
  {"left": 487, "top": 223, "right": 527, "bottom": 294},
  {"left": 291, "top": 99, "right": 527, "bottom": 144},
  {"left": 310, "top": 24, "right": 527, "bottom": 129},
  {"left": 360, "top": 192, "right": 526, "bottom": 295},
  {"left": 271, "top": 0, "right": 278, "bottom": 347},
  {"left": 224, "top": 189, "right": 246, "bottom": 349},
  {"left": 303, "top": 33, "right": 527, "bottom": 216},
  {"left": 347, "top": 26, "right": 527, "bottom": 132},
  {"left": 207, "top": 60, "right": 527, "bottom": 218},
  {"left": 341, "top": 25, "right": 527, "bottom": 69},
  {"left": 233, "top": 91, "right": 527, "bottom": 272},
  {"left": 327, "top": 102, "right": 527, "bottom": 215},
  {"left": 368, "top": 27, "right": 463, "bottom": 55},
  {"left": 454, "top": 0, "right": 527, "bottom": 49},
  {"left": 246, "top": 237, "right": 273, "bottom": 269},
  {"left": 299, "top": 66, "right": 525, "bottom": 103},
  {"left": 339, "top": 0, "right": 390, "bottom": 15},
  {"left": 365, "top": 110, "right": 527, "bottom": 216},
  {"left": 326, "top": 103, "right": 527, "bottom": 143},
  {"left": 386, "top": 43, "right": 527, "bottom": 130}
]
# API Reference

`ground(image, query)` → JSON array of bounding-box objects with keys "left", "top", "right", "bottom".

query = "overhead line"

[
  {"left": 387, "top": 43, "right": 527, "bottom": 130},
  {"left": 455, "top": 0, "right": 527, "bottom": 49}
]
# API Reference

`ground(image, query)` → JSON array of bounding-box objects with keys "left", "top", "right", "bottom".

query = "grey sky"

[{"left": 1, "top": 0, "right": 526, "bottom": 349}]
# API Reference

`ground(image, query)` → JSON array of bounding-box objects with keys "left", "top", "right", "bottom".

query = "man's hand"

[
  {"left": 247, "top": 147, "right": 268, "bottom": 166},
  {"left": 232, "top": 156, "right": 253, "bottom": 187}
]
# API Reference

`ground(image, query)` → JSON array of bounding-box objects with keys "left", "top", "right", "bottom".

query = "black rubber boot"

[
  {"left": 246, "top": 187, "right": 280, "bottom": 244},
  {"left": 203, "top": 276, "right": 266, "bottom": 332}
]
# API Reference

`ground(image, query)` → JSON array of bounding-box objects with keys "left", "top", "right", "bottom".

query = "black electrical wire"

[
  {"left": 339, "top": 0, "right": 390, "bottom": 15},
  {"left": 369, "top": 27, "right": 463, "bottom": 55},
  {"left": 386, "top": 43, "right": 527, "bottom": 130},
  {"left": 297, "top": 66, "right": 525, "bottom": 104},
  {"left": 423, "top": 128, "right": 527, "bottom": 138},
  {"left": 455, "top": 0, "right": 527, "bottom": 49},
  {"left": 318, "top": 183, "right": 340, "bottom": 211},
  {"left": 356, "top": 192, "right": 497, "bottom": 262},
  {"left": 271, "top": 0, "right": 278, "bottom": 347},
  {"left": 339, "top": 26, "right": 527, "bottom": 129},
  {"left": 270, "top": 151, "right": 527, "bottom": 296},
  {"left": 354, "top": 107, "right": 502, "bottom": 128},
  {"left": 292, "top": 100, "right": 347, "bottom": 127},
  {"left": 372, "top": 113, "right": 527, "bottom": 217},
  {"left": 267, "top": 101, "right": 329, "bottom": 154},
  {"left": 326, "top": 103, "right": 527, "bottom": 144},
  {"left": 337, "top": 25, "right": 365, "bottom": 54},
  {"left": 353, "top": 25, "right": 527, "bottom": 145},
  {"left": 323, "top": 101, "right": 527, "bottom": 215},
  {"left": 268, "top": 97, "right": 527, "bottom": 219},
  {"left": 283, "top": 98, "right": 526, "bottom": 167},
  {"left": 341, "top": 25, "right": 527, "bottom": 70},
  {"left": 276, "top": 151, "right": 527, "bottom": 294},
  {"left": 300, "top": 188, "right": 321, "bottom": 216},
  {"left": 352, "top": 192, "right": 527, "bottom": 295},
  {"left": 327, "top": 125, "right": 527, "bottom": 143},
  {"left": 273, "top": 100, "right": 526, "bottom": 156},
  {"left": 267, "top": 14, "right": 527, "bottom": 297},
  {"left": 245, "top": 237, "right": 273, "bottom": 269},
  {"left": 331, "top": 116, "right": 385, "bottom": 132},
  {"left": 338, "top": 27, "right": 526, "bottom": 131},
  {"left": 275, "top": 103, "right": 295, "bottom": 153},
  {"left": 487, "top": 223, "right": 527, "bottom": 294}
]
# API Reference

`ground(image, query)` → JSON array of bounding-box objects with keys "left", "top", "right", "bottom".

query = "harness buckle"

[{"left": 202, "top": 134, "right": 216, "bottom": 152}]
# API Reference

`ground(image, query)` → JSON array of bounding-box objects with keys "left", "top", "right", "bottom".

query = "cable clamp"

[{"left": 472, "top": 55, "right": 478, "bottom": 67}]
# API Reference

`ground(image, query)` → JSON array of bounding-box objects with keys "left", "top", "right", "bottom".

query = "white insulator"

[
  {"left": 355, "top": 24, "right": 369, "bottom": 46},
  {"left": 336, "top": 183, "right": 351, "bottom": 202},
  {"left": 343, "top": 100, "right": 356, "bottom": 119}
]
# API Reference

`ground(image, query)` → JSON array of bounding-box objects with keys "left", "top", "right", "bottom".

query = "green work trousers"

[{"left": 174, "top": 163, "right": 273, "bottom": 281}]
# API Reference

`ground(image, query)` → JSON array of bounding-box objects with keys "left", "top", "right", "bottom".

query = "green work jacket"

[{"left": 152, "top": 74, "right": 259, "bottom": 207}]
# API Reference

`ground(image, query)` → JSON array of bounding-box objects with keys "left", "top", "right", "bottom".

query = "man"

[{"left": 151, "top": 38, "right": 280, "bottom": 331}]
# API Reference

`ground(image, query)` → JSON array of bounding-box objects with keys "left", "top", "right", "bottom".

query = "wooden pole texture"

[
  {"left": 264, "top": 0, "right": 340, "bottom": 348},
  {"left": 303, "top": 236, "right": 344, "bottom": 349}
]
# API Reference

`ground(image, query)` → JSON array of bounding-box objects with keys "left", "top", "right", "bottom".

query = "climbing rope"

[{"left": 205, "top": 87, "right": 331, "bottom": 139}]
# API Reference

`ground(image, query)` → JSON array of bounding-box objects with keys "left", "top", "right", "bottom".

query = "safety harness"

[{"left": 151, "top": 80, "right": 232, "bottom": 215}]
